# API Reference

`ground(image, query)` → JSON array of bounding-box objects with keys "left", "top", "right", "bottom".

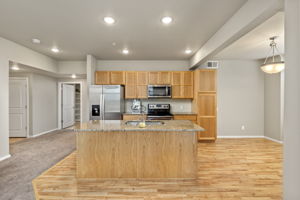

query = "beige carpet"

[{"left": 0, "top": 130, "right": 76, "bottom": 200}]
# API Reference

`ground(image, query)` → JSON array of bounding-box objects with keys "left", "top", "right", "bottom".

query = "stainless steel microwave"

[{"left": 148, "top": 85, "right": 172, "bottom": 98}]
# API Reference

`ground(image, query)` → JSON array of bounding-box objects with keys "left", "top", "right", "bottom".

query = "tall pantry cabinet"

[{"left": 193, "top": 69, "right": 217, "bottom": 141}]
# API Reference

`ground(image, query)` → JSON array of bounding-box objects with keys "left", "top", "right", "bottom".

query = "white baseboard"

[
  {"left": 0, "top": 154, "right": 11, "bottom": 162},
  {"left": 218, "top": 135, "right": 283, "bottom": 144},
  {"left": 264, "top": 136, "right": 283, "bottom": 144},
  {"left": 30, "top": 128, "right": 59, "bottom": 138},
  {"left": 218, "top": 135, "right": 265, "bottom": 139}
]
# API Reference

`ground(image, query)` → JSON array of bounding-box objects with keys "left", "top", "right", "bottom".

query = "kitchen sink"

[{"left": 125, "top": 120, "right": 165, "bottom": 126}]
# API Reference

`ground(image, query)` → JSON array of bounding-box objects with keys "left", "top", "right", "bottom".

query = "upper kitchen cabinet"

[
  {"left": 125, "top": 71, "right": 148, "bottom": 99},
  {"left": 95, "top": 71, "right": 110, "bottom": 85},
  {"left": 195, "top": 69, "right": 217, "bottom": 92},
  {"left": 95, "top": 71, "right": 125, "bottom": 85},
  {"left": 148, "top": 71, "right": 171, "bottom": 85},
  {"left": 171, "top": 71, "right": 193, "bottom": 99},
  {"left": 110, "top": 71, "right": 125, "bottom": 85}
]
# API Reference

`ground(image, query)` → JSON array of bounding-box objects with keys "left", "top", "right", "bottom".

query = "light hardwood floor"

[
  {"left": 32, "top": 139, "right": 282, "bottom": 200},
  {"left": 9, "top": 137, "right": 26, "bottom": 144}
]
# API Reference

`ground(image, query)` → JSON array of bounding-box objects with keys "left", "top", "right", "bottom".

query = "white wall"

[
  {"left": 57, "top": 61, "right": 86, "bottom": 74},
  {"left": 0, "top": 58, "right": 9, "bottom": 159},
  {"left": 0, "top": 36, "right": 58, "bottom": 160},
  {"left": 264, "top": 72, "right": 283, "bottom": 141},
  {"left": 96, "top": 60, "right": 189, "bottom": 71},
  {"left": 217, "top": 60, "right": 265, "bottom": 137}
]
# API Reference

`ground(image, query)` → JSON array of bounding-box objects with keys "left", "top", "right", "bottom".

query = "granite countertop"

[
  {"left": 123, "top": 112, "right": 197, "bottom": 115},
  {"left": 72, "top": 120, "right": 204, "bottom": 132}
]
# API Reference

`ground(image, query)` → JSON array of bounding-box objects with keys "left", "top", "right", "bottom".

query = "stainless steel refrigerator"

[{"left": 89, "top": 85, "right": 125, "bottom": 120}]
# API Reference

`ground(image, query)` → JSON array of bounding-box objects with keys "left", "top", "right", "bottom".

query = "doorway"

[
  {"left": 9, "top": 77, "right": 29, "bottom": 138},
  {"left": 58, "top": 82, "right": 82, "bottom": 129}
]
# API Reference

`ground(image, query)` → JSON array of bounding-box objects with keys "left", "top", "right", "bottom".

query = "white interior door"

[
  {"left": 62, "top": 84, "right": 75, "bottom": 128},
  {"left": 9, "top": 78, "right": 27, "bottom": 137}
]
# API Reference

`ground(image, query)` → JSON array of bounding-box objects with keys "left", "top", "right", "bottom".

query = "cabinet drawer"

[
  {"left": 123, "top": 114, "right": 146, "bottom": 121},
  {"left": 174, "top": 115, "right": 197, "bottom": 123}
]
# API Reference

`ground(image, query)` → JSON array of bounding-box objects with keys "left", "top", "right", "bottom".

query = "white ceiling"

[
  {"left": 0, "top": 0, "right": 246, "bottom": 61},
  {"left": 215, "top": 12, "right": 284, "bottom": 60}
]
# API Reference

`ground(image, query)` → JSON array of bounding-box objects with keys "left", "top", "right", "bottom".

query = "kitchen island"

[{"left": 75, "top": 120, "right": 204, "bottom": 179}]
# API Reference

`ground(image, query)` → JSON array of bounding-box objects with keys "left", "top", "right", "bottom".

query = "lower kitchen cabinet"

[
  {"left": 123, "top": 114, "right": 146, "bottom": 121},
  {"left": 197, "top": 116, "right": 216, "bottom": 141}
]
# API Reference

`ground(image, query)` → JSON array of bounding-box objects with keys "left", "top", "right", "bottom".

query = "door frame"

[
  {"left": 58, "top": 82, "right": 83, "bottom": 129},
  {"left": 9, "top": 77, "right": 30, "bottom": 138}
]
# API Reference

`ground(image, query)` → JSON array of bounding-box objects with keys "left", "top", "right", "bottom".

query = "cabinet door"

[
  {"left": 110, "top": 71, "right": 125, "bottom": 85},
  {"left": 159, "top": 72, "right": 171, "bottom": 85},
  {"left": 95, "top": 71, "right": 110, "bottom": 85},
  {"left": 197, "top": 70, "right": 216, "bottom": 92},
  {"left": 148, "top": 72, "right": 159, "bottom": 85},
  {"left": 136, "top": 85, "right": 148, "bottom": 99},
  {"left": 172, "top": 72, "right": 182, "bottom": 85},
  {"left": 172, "top": 85, "right": 182, "bottom": 98},
  {"left": 137, "top": 72, "right": 148, "bottom": 85},
  {"left": 197, "top": 117, "right": 216, "bottom": 140},
  {"left": 182, "top": 85, "right": 193, "bottom": 99},
  {"left": 125, "top": 72, "right": 137, "bottom": 85},
  {"left": 125, "top": 85, "right": 136, "bottom": 99},
  {"left": 197, "top": 93, "right": 216, "bottom": 116},
  {"left": 182, "top": 71, "right": 193, "bottom": 85}
]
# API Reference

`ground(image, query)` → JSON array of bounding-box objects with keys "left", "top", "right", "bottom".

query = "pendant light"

[{"left": 261, "top": 36, "right": 284, "bottom": 74}]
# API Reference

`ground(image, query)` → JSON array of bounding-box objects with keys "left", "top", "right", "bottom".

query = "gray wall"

[
  {"left": 10, "top": 73, "right": 58, "bottom": 136},
  {"left": 217, "top": 60, "right": 265, "bottom": 137},
  {"left": 96, "top": 60, "right": 189, "bottom": 71},
  {"left": 31, "top": 74, "right": 58, "bottom": 136},
  {"left": 0, "top": 36, "right": 57, "bottom": 160},
  {"left": 264, "top": 73, "right": 283, "bottom": 141}
]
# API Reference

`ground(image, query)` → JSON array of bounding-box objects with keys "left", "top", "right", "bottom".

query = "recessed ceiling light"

[
  {"left": 185, "top": 49, "right": 192, "bottom": 54},
  {"left": 104, "top": 17, "right": 115, "bottom": 25},
  {"left": 11, "top": 64, "right": 20, "bottom": 71},
  {"left": 32, "top": 38, "right": 41, "bottom": 44},
  {"left": 161, "top": 16, "right": 173, "bottom": 25},
  {"left": 71, "top": 74, "right": 77, "bottom": 79},
  {"left": 51, "top": 47, "right": 60, "bottom": 53},
  {"left": 122, "top": 49, "right": 129, "bottom": 54}
]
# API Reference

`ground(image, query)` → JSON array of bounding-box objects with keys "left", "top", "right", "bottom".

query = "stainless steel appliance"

[
  {"left": 89, "top": 85, "right": 124, "bottom": 120},
  {"left": 148, "top": 85, "right": 171, "bottom": 98},
  {"left": 147, "top": 104, "right": 173, "bottom": 120}
]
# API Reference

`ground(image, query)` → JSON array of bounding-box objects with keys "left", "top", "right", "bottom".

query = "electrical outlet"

[{"left": 241, "top": 125, "right": 245, "bottom": 131}]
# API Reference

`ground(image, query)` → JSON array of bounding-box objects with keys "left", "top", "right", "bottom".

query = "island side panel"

[
  {"left": 136, "top": 131, "right": 197, "bottom": 179},
  {"left": 77, "top": 131, "right": 197, "bottom": 179},
  {"left": 77, "top": 131, "right": 137, "bottom": 178}
]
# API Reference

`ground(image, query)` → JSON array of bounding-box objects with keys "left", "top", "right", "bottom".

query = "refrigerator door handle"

[{"left": 103, "top": 94, "right": 105, "bottom": 120}]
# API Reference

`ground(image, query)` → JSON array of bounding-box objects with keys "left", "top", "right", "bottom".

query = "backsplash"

[{"left": 125, "top": 99, "right": 192, "bottom": 113}]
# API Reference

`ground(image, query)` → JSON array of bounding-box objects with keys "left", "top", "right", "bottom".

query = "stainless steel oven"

[{"left": 148, "top": 85, "right": 171, "bottom": 98}]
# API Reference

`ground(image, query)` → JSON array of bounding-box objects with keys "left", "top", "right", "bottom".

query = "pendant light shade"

[{"left": 261, "top": 36, "right": 284, "bottom": 74}]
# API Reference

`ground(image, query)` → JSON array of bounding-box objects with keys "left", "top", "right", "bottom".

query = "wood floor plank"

[{"left": 33, "top": 139, "right": 282, "bottom": 200}]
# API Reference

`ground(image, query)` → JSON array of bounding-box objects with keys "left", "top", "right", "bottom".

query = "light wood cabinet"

[
  {"left": 95, "top": 71, "right": 110, "bottom": 85},
  {"left": 110, "top": 71, "right": 125, "bottom": 85},
  {"left": 149, "top": 72, "right": 171, "bottom": 85},
  {"left": 95, "top": 71, "right": 125, "bottom": 85},
  {"left": 125, "top": 71, "right": 148, "bottom": 99},
  {"left": 193, "top": 69, "right": 217, "bottom": 141},
  {"left": 171, "top": 71, "right": 193, "bottom": 99},
  {"left": 173, "top": 115, "right": 197, "bottom": 124},
  {"left": 123, "top": 114, "right": 146, "bottom": 121}
]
